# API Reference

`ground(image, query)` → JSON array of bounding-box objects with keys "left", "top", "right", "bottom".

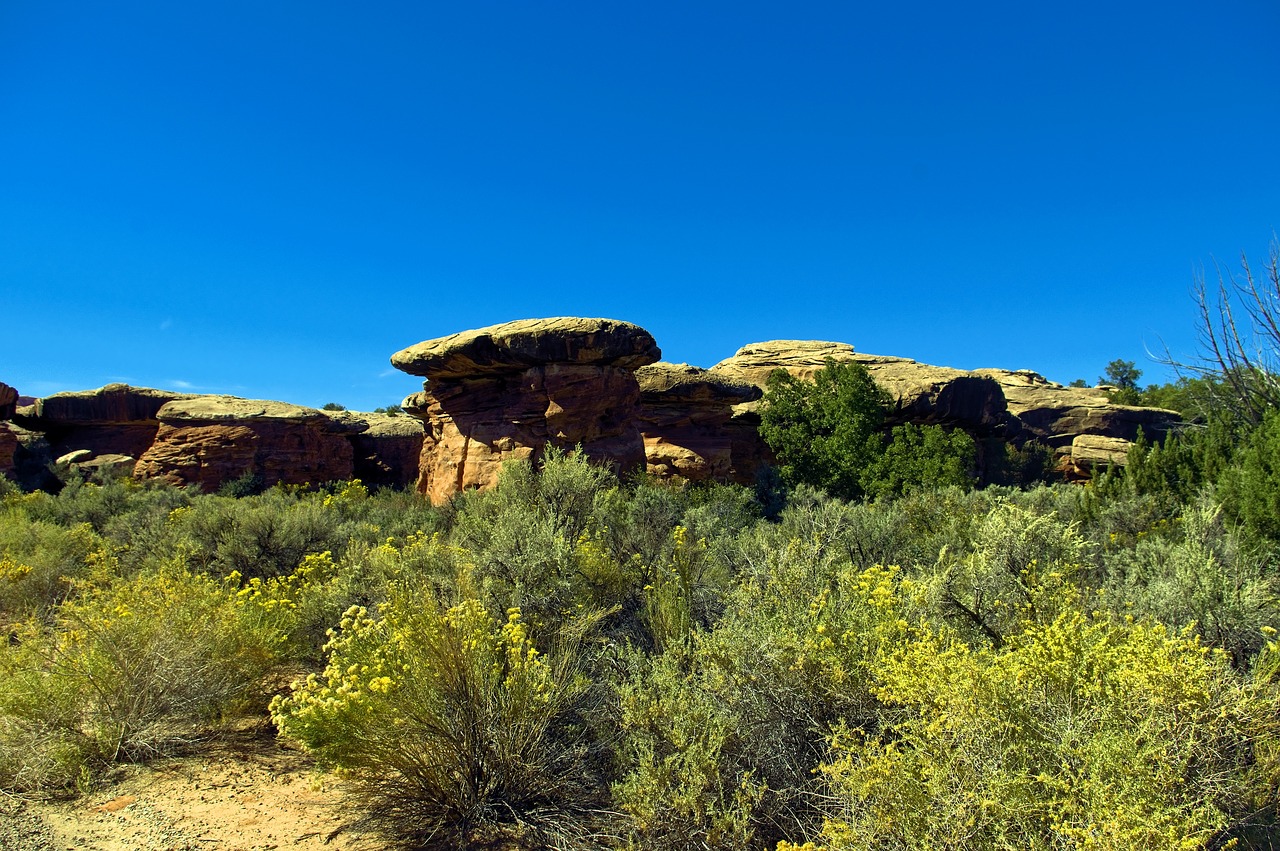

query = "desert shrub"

[
  {"left": 451, "top": 450, "right": 620, "bottom": 633},
  {"left": 0, "top": 565, "right": 282, "bottom": 790},
  {"left": 929, "top": 501, "right": 1089, "bottom": 647},
  {"left": 615, "top": 550, "right": 917, "bottom": 849},
  {"left": 175, "top": 488, "right": 344, "bottom": 579},
  {"left": 271, "top": 584, "right": 610, "bottom": 849},
  {"left": 793, "top": 597, "right": 1280, "bottom": 851},
  {"left": 1103, "top": 495, "right": 1280, "bottom": 666},
  {"left": 0, "top": 511, "right": 107, "bottom": 620},
  {"left": 613, "top": 646, "right": 765, "bottom": 851},
  {"left": 862, "top": 423, "right": 978, "bottom": 500}
]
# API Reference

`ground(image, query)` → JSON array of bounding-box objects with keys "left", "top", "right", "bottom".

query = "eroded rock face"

[
  {"left": 0, "top": 424, "right": 16, "bottom": 479},
  {"left": 0, "top": 382, "right": 17, "bottom": 421},
  {"left": 712, "top": 341, "right": 1010, "bottom": 432},
  {"left": 635, "top": 363, "right": 761, "bottom": 482},
  {"left": 973, "top": 369, "right": 1179, "bottom": 445},
  {"left": 394, "top": 318, "right": 660, "bottom": 504},
  {"left": 134, "top": 397, "right": 354, "bottom": 491},
  {"left": 15, "top": 384, "right": 197, "bottom": 463},
  {"left": 326, "top": 411, "right": 424, "bottom": 489}
]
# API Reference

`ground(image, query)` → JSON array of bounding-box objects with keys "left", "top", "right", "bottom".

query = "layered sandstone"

[
  {"left": 134, "top": 397, "right": 354, "bottom": 491},
  {"left": 393, "top": 318, "right": 660, "bottom": 504},
  {"left": 16, "top": 384, "right": 197, "bottom": 463},
  {"left": 635, "top": 363, "right": 761, "bottom": 482},
  {"left": 712, "top": 341, "right": 1010, "bottom": 432},
  {"left": 325, "top": 411, "right": 424, "bottom": 489},
  {"left": 0, "top": 382, "right": 17, "bottom": 478}
]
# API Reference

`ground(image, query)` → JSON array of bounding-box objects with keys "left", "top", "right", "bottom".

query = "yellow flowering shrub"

[
  {"left": 0, "top": 564, "right": 282, "bottom": 790},
  {"left": 801, "top": 582, "right": 1280, "bottom": 851},
  {"left": 271, "top": 582, "right": 605, "bottom": 847}
]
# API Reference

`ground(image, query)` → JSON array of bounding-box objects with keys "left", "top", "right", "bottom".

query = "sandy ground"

[{"left": 0, "top": 730, "right": 392, "bottom": 851}]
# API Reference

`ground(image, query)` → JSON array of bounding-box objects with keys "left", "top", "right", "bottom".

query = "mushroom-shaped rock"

[
  {"left": 391, "top": 317, "right": 661, "bottom": 379},
  {"left": 134, "top": 396, "right": 355, "bottom": 491},
  {"left": 393, "top": 318, "right": 660, "bottom": 504},
  {"left": 635, "top": 363, "right": 762, "bottom": 482}
]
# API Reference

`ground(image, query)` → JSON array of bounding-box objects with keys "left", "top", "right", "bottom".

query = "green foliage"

[
  {"left": 1101, "top": 358, "right": 1143, "bottom": 405},
  {"left": 372, "top": 404, "right": 403, "bottom": 416},
  {"left": 271, "top": 585, "right": 609, "bottom": 848},
  {"left": 1218, "top": 407, "right": 1280, "bottom": 541},
  {"left": 759, "top": 359, "right": 890, "bottom": 501},
  {"left": 863, "top": 423, "right": 977, "bottom": 499},
  {"left": 1102, "top": 495, "right": 1280, "bottom": 666},
  {"left": 3, "top": 440, "right": 1280, "bottom": 845},
  {"left": 0, "top": 565, "right": 281, "bottom": 790},
  {"left": 320, "top": 402, "right": 346, "bottom": 411}
]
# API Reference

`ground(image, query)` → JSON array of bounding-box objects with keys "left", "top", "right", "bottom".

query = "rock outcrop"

[
  {"left": 635, "top": 363, "right": 761, "bottom": 482},
  {"left": 134, "top": 397, "right": 355, "bottom": 491},
  {"left": 393, "top": 318, "right": 660, "bottom": 504},
  {"left": 14, "top": 384, "right": 196, "bottom": 464},
  {"left": 712, "top": 341, "right": 1010, "bottom": 433},
  {"left": 325, "top": 411, "right": 424, "bottom": 489},
  {"left": 973, "top": 369, "right": 1180, "bottom": 474},
  {"left": 0, "top": 382, "right": 17, "bottom": 478}
]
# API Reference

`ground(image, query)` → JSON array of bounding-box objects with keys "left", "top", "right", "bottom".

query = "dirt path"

[{"left": 0, "top": 734, "right": 390, "bottom": 851}]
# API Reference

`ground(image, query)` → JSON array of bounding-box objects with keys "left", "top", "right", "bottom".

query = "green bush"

[
  {"left": 271, "top": 584, "right": 609, "bottom": 849},
  {"left": 1219, "top": 408, "right": 1280, "bottom": 541},
  {"left": 862, "top": 423, "right": 977, "bottom": 499},
  {"left": 759, "top": 359, "right": 890, "bottom": 501}
]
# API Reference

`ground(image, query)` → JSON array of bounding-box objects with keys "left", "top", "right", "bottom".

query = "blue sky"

[{"left": 3, "top": 2, "right": 1277, "bottom": 411}]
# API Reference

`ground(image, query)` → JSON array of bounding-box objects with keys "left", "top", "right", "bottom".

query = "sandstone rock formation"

[
  {"left": 713, "top": 341, "right": 1180, "bottom": 479},
  {"left": 393, "top": 318, "right": 660, "bottom": 504},
  {"left": 973, "top": 369, "right": 1180, "bottom": 474},
  {"left": 134, "top": 397, "right": 355, "bottom": 491},
  {"left": 712, "top": 341, "right": 1010, "bottom": 433},
  {"left": 0, "top": 382, "right": 17, "bottom": 479},
  {"left": 324, "top": 411, "right": 424, "bottom": 489},
  {"left": 14, "top": 384, "right": 196, "bottom": 463},
  {"left": 635, "top": 363, "right": 761, "bottom": 482},
  {"left": 0, "top": 382, "right": 17, "bottom": 421}
]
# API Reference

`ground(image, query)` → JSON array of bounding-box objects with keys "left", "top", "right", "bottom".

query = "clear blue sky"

[{"left": 3, "top": 2, "right": 1277, "bottom": 410}]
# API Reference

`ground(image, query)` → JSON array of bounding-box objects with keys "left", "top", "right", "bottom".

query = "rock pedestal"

[{"left": 392, "top": 318, "right": 661, "bottom": 504}]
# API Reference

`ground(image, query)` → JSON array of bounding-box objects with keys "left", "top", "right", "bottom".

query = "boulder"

[
  {"left": 1068, "top": 434, "right": 1134, "bottom": 477},
  {"left": 394, "top": 318, "right": 661, "bottom": 504},
  {"left": 635, "top": 363, "right": 762, "bottom": 482},
  {"left": 134, "top": 396, "right": 354, "bottom": 491}
]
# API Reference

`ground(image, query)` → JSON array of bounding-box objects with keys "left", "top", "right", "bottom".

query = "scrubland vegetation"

[
  {"left": 3, "top": 424, "right": 1279, "bottom": 850},
  {"left": 5, "top": 249, "right": 1280, "bottom": 849}
]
